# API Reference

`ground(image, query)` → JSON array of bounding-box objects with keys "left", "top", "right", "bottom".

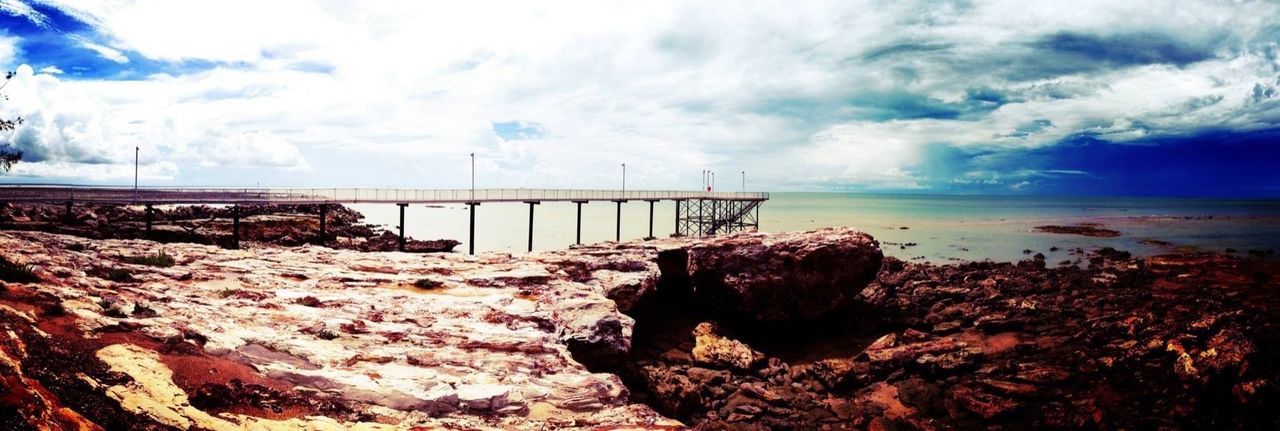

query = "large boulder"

[{"left": 684, "top": 227, "right": 882, "bottom": 322}]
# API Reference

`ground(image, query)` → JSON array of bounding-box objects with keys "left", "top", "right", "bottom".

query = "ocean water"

[{"left": 350, "top": 193, "right": 1280, "bottom": 264}]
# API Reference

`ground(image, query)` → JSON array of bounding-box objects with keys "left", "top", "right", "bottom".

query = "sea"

[{"left": 349, "top": 193, "right": 1280, "bottom": 265}]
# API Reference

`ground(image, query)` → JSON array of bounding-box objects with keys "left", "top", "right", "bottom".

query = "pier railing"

[{"left": 0, "top": 185, "right": 769, "bottom": 205}]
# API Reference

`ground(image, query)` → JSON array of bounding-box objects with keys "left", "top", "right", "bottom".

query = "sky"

[{"left": 0, "top": 0, "right": 1278, "bottom": 196}]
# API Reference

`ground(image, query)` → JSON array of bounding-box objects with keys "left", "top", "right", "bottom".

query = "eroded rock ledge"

[
  {"left": 0, "top": 227, "right": 880, "bottom": 430},
  {"left": 604, "top": 248, "right": 1280, "bottom": 430}
]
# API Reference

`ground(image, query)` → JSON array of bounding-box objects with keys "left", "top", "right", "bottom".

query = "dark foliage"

[
  {"left": 1, "top": 70, "right": 22, "bottom": 173},
  {"left": 0, "top": 255, "right": 39, "bottom": 283},
  {"left": 120, "top": 251, "right": 176, "bottom": 268}
]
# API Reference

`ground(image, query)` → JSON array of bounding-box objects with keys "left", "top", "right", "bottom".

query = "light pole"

[
  {"left": 710, "top": 171, "right": 715, "bottom": 192},
  {"left": 702, "top": 169, "right": 708, "bottom": 192},
  {"left": 470, "top": 152, "right": 475, "bottom": 201},
  {"left": 133, "top": 146, "right": 139, "bottom": 203},
  {"left": 741, "top": 171, "right": 746, "bottom": 193},
  {"left": 621, "top": 163, "right": 626, "bottom": 192}
]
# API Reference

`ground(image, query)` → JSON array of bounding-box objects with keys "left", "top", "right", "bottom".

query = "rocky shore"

[
  {"left": 0, "top": 226, "right": 1276, "bottom": 430},
  {"left": 0, "top": 202, "right": 460, "bottom": 252},
  {"left": 607, "top": 249, "right": 1279, "bottom": 430}
]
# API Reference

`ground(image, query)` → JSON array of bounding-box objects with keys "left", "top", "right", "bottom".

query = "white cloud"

[
  {"left": 0, "top": 0, "right": 48, "bottom": 27},
  {"left": 1, "top": 1, "right": 1277, "bottom": 190},
  {"left": 0, "top": 35, "right": 16, "bottom": 68},
  {"left": 0, "top": 64, "right": 311, "bottom": 178},
  {"left": 4, "top": 159, "right": 177, "bottom": 181},
  {"left": 69, "top": 35, "right": 128, "bottom": 63},
  {"left": 201, "top": 130, "right": 310, "bottom": 171},
  {"left": 38, "top": 65, "right": 62, "bottom": 74}
]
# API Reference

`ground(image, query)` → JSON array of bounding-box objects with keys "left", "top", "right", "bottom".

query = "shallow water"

[{"left": 350, "top": 193, "right": 1280, "bottom": 264}]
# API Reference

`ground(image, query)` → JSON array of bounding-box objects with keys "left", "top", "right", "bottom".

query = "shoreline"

[
  {"left": 0, "top": 225, "right": 1276, "bottom": 429},
  {"left": 0, "top": 202, "right": 462, "bottom": 253}
]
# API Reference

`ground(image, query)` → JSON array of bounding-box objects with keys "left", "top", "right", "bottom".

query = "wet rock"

[{"left": 1033, "top": 225, "right": 1122, "bottom": 237}]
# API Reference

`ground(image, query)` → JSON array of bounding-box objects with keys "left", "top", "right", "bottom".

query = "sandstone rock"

[
  {"left": 602, "top": 236, "right": 1280, "bottom": 430},
  {"left": 98, "top": 293, "right": 135, "bottom": 317},
  {"left": 0, "top": 230, "right": 678, "bottom": 430},
  {"left": 865, "top": 337, "right": 962, "bottom": 366},
  {"left": 589, "top": 269, "right": 658, "bottom": 312},
  {"left": 691, "top": 322, "right": 758, "bottom": 370},
  {"left": 553, "top": 296, "right": 633, "bottom": 356},
  {"left": 804, "top": 358, "right": 859, "bottom": 389},
  {"left": 457, "top": 384, "right": 513, "bottom": 411},
  {"left": 949, "top": 384, "right": 1020, "bottom": 419},
  {"left": 685, "top": 227, "right": 883, "bottom": 322},
  {"left": 1174, "top": 352, "right": 1199, "bottom": 379}
]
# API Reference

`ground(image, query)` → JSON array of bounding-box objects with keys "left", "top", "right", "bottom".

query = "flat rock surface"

[
  {"left": 0, "top": 230, "right": 683, "bottom": 430},
  {"left": 0, "top": 227, "right": 880, "bottom": 430}
]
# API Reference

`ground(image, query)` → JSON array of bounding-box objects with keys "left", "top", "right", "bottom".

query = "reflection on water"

[{"left": 351, "top": 193, "right": 1280, "bottom": 264}]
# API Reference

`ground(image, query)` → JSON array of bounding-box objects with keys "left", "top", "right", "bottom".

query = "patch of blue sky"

[
  {"left": 916, "top": 129, "right": 1280, "bottom": 197},
  {"left": 491, "top": 121, "right": 547, "bottom": 140},
  {"left": 0, "top": 7, "right": 225, "bottom": 79}
]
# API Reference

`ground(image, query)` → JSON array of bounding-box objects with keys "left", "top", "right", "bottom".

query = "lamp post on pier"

[
  {"left": 621, "top": 163, "right": 626, "bottom": 193},
  {"left": 468, "top": 152, "right": 477, "bottom": 255},
  {"left": 133, "top": 146, "right": 139, "bottom": 203}
]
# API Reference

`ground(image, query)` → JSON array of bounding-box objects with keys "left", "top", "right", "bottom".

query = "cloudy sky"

[{"left": 0, "top": 0, "right": 1278, "bottom": 196}]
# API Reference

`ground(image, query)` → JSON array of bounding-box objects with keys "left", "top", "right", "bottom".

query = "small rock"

[
  {"left": 691, "top": 322, "right": 758, "bottom": 370},
  {"left": 456, "top": 384, "right": 512, "bottom": 411}
]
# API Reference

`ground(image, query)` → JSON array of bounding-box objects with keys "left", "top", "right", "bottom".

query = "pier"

[{"left": 0, "top": 185, "right": 768, "bottom": 253}]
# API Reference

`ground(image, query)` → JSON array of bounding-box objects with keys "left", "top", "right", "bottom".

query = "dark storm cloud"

[
  {"left": 858, "top": 30, "right": 1222, "bottom": 84},
  {"left": 1033, "top": 31, "right": 1218, "bottom": 68},
  {"left": 753, "top": 90, "right": 1002, "bottom": 124}
]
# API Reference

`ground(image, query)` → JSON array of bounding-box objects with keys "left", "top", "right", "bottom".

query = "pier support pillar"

[
  {"left": 467, "top": 202, "right": 478, "bottom": 255},
  {"left": 145, "top": 204, "right": 153, "bottom": 236},
  {"left": 231, "top": 204, "right": 240, "bottom": 250},
  {"left": 573, "top": 201, "right": 587, "bottom": 245},
  {"left": 64, "top": 201, "right": 73, "bottom": 224},
  {"left": 612, "top": 200, "right": 627, "bottom": 242},
  {"left": 674, "top": 200, "right": 681, "bottom": 237},
  {"left": 318, "top": 204, "right": 327, "bottom": 245},
  {"left": 747, "top": 202, "right": 757, "bottom": 230},
  {"left": 645, "top": 200, "right": 657, "bottom": 240},
  {"left": 709, "top": 200, "right": 718, "bottom": 235},
  {"left": 397, "top": 203, "right": 407, "bottom": 251},
  {"left": 525, "top": 201, "right": 540, "bottom": 252},
  {"left": 697, "top": 199, "right": 704, "bottom": 236}
]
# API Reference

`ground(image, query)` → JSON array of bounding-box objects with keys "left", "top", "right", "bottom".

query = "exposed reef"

[
  {"left": 0, "top": 225, "right": 1277, "bottom": 430},
  {"left": 596, "top": 247, "right": 1280, "bottom": 429},
  {"left": 1033, "top": 224, "right": 1123, "bottom": 237}
]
